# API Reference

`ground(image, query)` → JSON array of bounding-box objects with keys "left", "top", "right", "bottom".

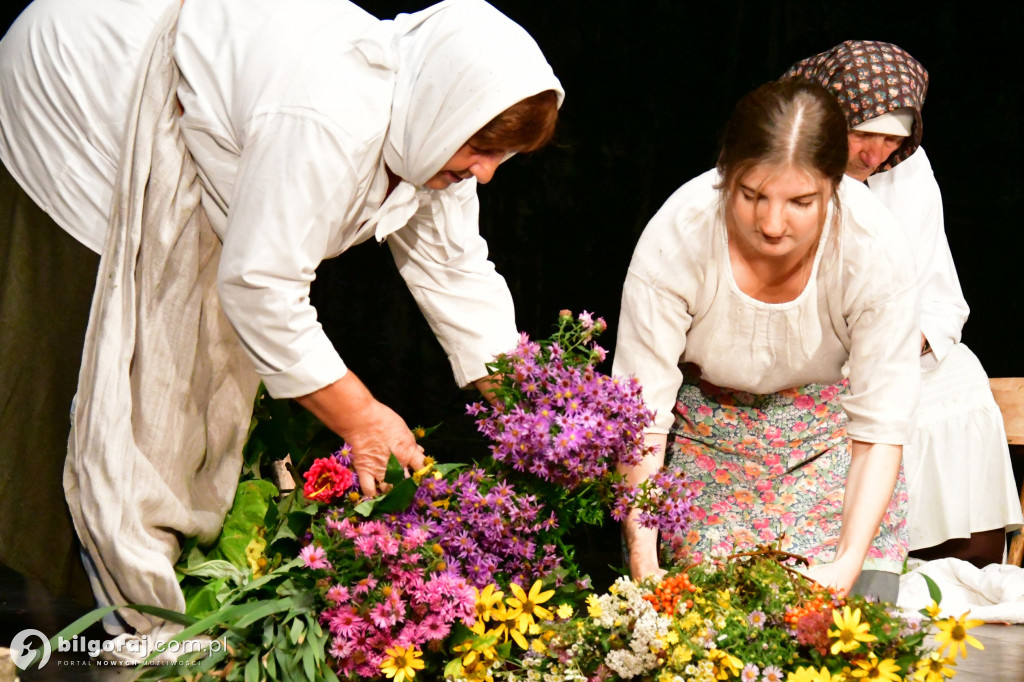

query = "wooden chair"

[{"left": 989, "top": 377, "right": 1024, "bottom": 566}]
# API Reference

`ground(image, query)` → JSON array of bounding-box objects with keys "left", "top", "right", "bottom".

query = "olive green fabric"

[
  {"left": 851, "top": 569, "right": 900, "bottom": 603},
  {"left": 0, "top": 161, "right": 97, "bottom": 602}
]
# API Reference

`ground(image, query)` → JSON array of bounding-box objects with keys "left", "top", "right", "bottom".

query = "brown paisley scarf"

[{"left": 784, "top": 40, "right": 928, "bottom": 173}]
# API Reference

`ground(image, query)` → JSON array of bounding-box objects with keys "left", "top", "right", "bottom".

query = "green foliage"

[{"left": 240, "top": 387, "right": 337, "bottom": 477}]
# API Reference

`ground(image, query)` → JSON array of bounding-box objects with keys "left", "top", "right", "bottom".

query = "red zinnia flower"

[{"left": 303, "top": 457, "right": 356, "bottom": 503}]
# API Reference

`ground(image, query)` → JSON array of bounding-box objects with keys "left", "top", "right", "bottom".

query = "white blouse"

[
  {"left": 0, "top": 0, "right": 562, "bottom": 399},
  {"left": 613, "top": 170, "right": 921, "bottom": 444}
]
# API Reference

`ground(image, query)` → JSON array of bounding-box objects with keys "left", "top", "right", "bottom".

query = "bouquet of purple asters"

[{"left": 467, "top": 309, "right": 695, "bottom": 537}]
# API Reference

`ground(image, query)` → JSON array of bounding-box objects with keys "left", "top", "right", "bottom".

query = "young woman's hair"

[
  {"left": 716, "top": 78, "right": 849, "bottom": 204},
  {"left": 469, "top": 89, "right": 560, "bottom": 152}
]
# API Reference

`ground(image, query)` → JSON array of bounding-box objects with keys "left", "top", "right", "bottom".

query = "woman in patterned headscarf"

[
  {"left": 786, "top": 41, "right": 1023, "bottom": 567},
  {"left": 785, "top": 40, "right": 927, "bottom": 174}
]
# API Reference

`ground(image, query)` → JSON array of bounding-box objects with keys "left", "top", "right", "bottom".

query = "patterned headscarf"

[{"left": 784, "top": 40, "right": 928, "bottom": 173}]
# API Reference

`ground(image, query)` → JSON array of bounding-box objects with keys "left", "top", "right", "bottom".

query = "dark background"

[
  {"left": 2, "top": 2, "right": 1022, "bottom": 590},
  {"left": 308, "top": 1, "right": 1024, "bottom": 457}
]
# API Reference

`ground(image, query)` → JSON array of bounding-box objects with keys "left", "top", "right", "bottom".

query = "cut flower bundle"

[{"left": 40, "top": 312, "right": 979, "bottom": 682}]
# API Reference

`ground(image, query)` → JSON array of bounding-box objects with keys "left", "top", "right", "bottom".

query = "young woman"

[{"left": 613, "top": 79, "right": 919, "bottom": 601}]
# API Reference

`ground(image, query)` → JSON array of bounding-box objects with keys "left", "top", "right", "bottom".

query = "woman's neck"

[{"left": 728, "top": 233, "right": 820, "bottom": 304}]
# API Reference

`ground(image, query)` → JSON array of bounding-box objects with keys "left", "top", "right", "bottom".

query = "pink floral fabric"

[{"left": 663, "top": 368, "right": 908, "bottom": 573}]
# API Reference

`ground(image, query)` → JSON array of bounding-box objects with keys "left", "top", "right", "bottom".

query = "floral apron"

[{"left": 663, "top": 366, "right": 908, "bottom": 573}]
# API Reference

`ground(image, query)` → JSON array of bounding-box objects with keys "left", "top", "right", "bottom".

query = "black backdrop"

[
  {"left": 3, "top": 2, "right": 1022, "bottom": 586},
  {"left": 308, "top": 1, "right": 1024, "bottom": 458}
]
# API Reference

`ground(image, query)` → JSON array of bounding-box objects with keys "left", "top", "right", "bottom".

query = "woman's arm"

[
  {"left": 295, "top": 372, "right": 425, "bottom": 496},
  {"left": 619, "top": 432, "right": 668, "bottom": 580},
  {"left": 805, "top": 440, "right": 902, "bottom": 593}
]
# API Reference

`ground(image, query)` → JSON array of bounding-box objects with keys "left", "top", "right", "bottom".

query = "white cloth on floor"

[
  {"left": 899, "top": 558, "right": 1024, "bottom": 623},
  {"left": 902, "top": 343, "right": 1024, "bottom": 550},
  {"left": 63, "top": 2, "right": 260, "bottom": 638}
]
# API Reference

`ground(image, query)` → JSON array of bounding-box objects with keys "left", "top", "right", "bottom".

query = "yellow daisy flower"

[
  {"left": 934, "top": 612, "right": 985, "bottom": 659},
  {"left": 924, "top": 600, "right": 942, "bottom": 619},
  {"left": 786, "top": 666, "right": 833, "bottom": 682},
  {"left": 586, "top": 593, "right": 603, "bottom": 619},
  {"left": 913, "top": 651, "right": 957, "bottom": 681},
  {"left": 506, "top": 580, "right": 555, "bottom": 629},
  {"left": 828, "top": 605, "right": 877, "bottom": 655},
  {"left": 707, "top": 648, "right": 742, "bottom": 678},
  {"left": 848, "top": 654, "right": 902, "bottom": 681},
  {"left": 556, "top": 603, "right": 573, "bottom": 619},
  {"left": 380, "top": 645, "right": 425, "bottom": 682},
  {"left": 472, "top": 584, "right": 504, "bottom": 623}
]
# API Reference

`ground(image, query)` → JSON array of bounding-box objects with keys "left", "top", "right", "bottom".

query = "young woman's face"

[
  {"left": 423, "top": 143, "right": 510, "bottom": 190},
  {"left": 728, "top": 163, "right": 832, "bottom": 260}
]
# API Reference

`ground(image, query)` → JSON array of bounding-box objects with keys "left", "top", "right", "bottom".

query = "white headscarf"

[{"left": 353, "top": 0, "right": 564, "bottom": 241}]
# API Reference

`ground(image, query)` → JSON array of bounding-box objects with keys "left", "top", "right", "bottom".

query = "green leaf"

[
  {"left": 289, "top": 618, "right": 306, "bottom": 646},
  {"left": 301, "top": 645, "right": 316, "bottom": 680},
  {"left": 434, "top": 462, "right": 467, "bottom": 476},
  {"left": 178, "top": 559, "right": 247, "bottom": 582},
  {"left": 371, "top": 477, "right": 418, "bottom": 513},
  {"left": 234, "top": 598, "right": 302, "bottom": 628},
  {"left": 183, "top": 576, "right": 228, "bottom": 619},
  {"left": 264, "top": 650, "right": 278, "bottom": 680},
  {"left": 307, "top": 616, "right": 326, "bottom": 663},
  {"left": 352, "top": 475, "right": 418, "bottom": 517},
  {"left": 208, "top": 479, "right": 279, "bottom": 570},
  {"left": 353, "top": 495, "right": 379, "bottom": 516},
  {"left": 920, "top": 572, "right": 943, "bottom": 605},
  {"left": 384, "top": 453, "right": 405, "bottom": 485},
  {"left": 244, "top": 655, "right": 261, "bottom": 682},
  {"left": 275, "top": 647, "right": 296, "bottom": 679},
  {"left": 444, "top": 658, "right": 465, "bottom": 679},
  {"left": 47, "top": 603, "right": 197, "bottom": 653}
]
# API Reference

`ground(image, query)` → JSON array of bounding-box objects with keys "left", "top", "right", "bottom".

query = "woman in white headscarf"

[{"left": 0, "top": 0, "right": 562, "bottom": 640}]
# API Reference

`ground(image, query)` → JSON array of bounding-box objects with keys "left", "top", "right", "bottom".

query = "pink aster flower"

[
  {"left": 326, "top": 584, "right": 350, "bottom": 604},
  {"left": 299, "top": 544, "right": 331, "bottom": 570}
]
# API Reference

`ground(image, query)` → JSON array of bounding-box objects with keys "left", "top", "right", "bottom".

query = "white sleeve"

[
  {"left": 216, "top": 112, "right": 367, "bottom": 399},
  {"left": 386, "top": 179, "right": 519, "bottom": 388},
  {"left": 840, "top": 192, "right": 921, "bottom": 444},
  {"left": 913, "top": 180, "right": 969, "bottom": 366},
  {"left": 613, "top": 269, "right": 691, "bottom": 435},
  {"left": 868, "top": 150, "right": 969, "bottom": 368}
]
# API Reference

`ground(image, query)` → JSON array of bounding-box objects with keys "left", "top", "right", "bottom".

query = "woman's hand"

[
  {"left": 341, "top": 400, "right": 425, "bottom": 496},
  {"left": 803, "top": 555, "right": 863, "bottom": 595},
  {"left": 807, "top": 440, "right": 902, "bottom": 595},
  {"left": 295, "top": 372, "right": 425, "bottom": 496}
]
